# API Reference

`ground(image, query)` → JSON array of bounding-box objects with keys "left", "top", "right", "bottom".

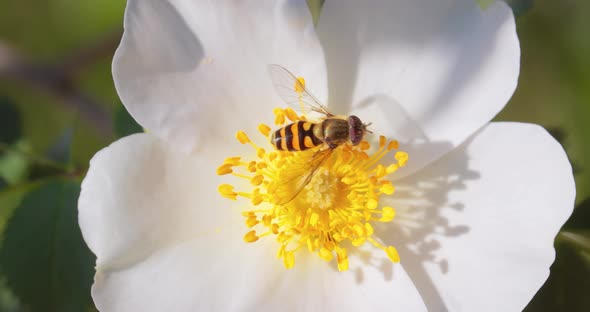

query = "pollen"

[{"left": 217, "top": 108, "right": 408, "bottom": 271}]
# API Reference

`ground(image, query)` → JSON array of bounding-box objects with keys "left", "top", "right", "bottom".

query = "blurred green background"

[{"left": 0, "top": 0, "right": 588, "bottom": 311}]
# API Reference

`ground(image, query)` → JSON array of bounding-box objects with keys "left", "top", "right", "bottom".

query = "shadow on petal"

[
  {"left": 379, "top": 137, "right": 479, "bottom": 310},
  {"left": 316, "top": 131, "right": 477, "bottom": 312},
  {"left": 117, "top": 0, "right": 204, "bottom": 78}
]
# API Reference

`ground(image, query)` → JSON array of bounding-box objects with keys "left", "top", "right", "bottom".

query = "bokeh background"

[{"left": 0, "top": 0, "right": 588, "bottom": 311}]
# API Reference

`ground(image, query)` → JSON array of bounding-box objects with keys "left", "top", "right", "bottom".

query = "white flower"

[{"left": 78, "top": 0, "right": 575, "bottom": 311}]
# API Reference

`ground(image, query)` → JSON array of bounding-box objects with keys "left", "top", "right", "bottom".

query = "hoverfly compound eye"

[{"left": 348, "top": 115, "right": 364, "bottom": 146}]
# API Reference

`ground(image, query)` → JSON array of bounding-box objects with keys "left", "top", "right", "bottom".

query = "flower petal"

[
  {"left": 318, "top": 0, "right": 520, "bottom": 176},
  {"left": 383, "top": 122, "right": 575, "bottom": 311},
  {"left": 113, "top": 0, "right": 327, "bottom": 153},
  {"left": 78, "top": 133, "right": 231, "bottom": 270},
  {"left": 92, "top": 235, "right": 427, "bottom": 311}
]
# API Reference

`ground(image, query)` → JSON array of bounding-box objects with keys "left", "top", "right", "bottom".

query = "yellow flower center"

[{"left": 217, "top": 108, "right": 408, "bottom": 271}]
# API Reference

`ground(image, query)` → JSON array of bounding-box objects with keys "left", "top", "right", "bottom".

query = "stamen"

[
  {"left": 244, "top": 230, "right": 259, "bottom": 243},
  {"left": 258, "top": 123, "right": 271, "bottom": 137},
  {"left": 236, "top": 131, "right": 251, "bottom": 144},
  {"left": 217, "top": 107, "right": 408, "bottom": 271}
]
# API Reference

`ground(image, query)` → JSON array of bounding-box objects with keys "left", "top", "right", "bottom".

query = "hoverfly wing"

[
  {"left": 267, "top": 64, "right": 333, "bottom": 117},
  {"left": 276, "top": 147, "right": 334, "bottom": 205}
]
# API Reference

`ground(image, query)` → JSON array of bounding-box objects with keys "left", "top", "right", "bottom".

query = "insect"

[
  {"left": 267, "top": 64, "right": 372, "bottom": 203},
  {"left": 268, "top": 64, "right": 370, "bottom": 152}
]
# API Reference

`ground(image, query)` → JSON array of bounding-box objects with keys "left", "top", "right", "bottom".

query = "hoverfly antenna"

[{"left": 364, "top": 122, "right": 373, "bottom": 134}]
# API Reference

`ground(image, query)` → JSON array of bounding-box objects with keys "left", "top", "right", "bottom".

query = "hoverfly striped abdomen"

[{"left": 271, "top": 121, "right": 322, "bottom": 151}]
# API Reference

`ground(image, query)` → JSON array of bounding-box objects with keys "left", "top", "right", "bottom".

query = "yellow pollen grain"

[{"left": 217, "top": 107, "right": 408, "bottom": 271}]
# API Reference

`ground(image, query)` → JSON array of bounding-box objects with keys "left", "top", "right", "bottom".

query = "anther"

[
  {"left": 319, "top": 248, "right": 333, "bottom": 261},
  {"left": 284, "top": 107, "right": 299, "bottom": 122},
  {"left": 379, "top": 182, "right": 395, "bottom": 195},
  {"left": 379, "top": 135, "right": 386, "bottom": 148},
  {"left": 283, "top": 251, "right": 295, "bottom": 269},
  {"left": 395, "top": 151, "right": 409, "bottom": 167},
  {"left": 335, "top": 247, "right": 349, "bottom": 272},
  {"left": 387, "top": 140, "right": 399, "bottom": 151},
  {"left": 385, "top": 246, "right": 400, "bottom": 263},
  {"left": 244, "top": 230, "right": 259, "bottom": 243},
  {"left": 294, "top": 77, "right": 306, "bottom": 93},
  {"left": 251, "top": 174, "right": 264, "bottom": 186},
  {"left": 236, "top": 131, "right": 251, "bottom": 144},
  {"left": 258, "top": 123, "right": 271, "bottom": 137},
  {"left": 273, "top": 108, "right": 286, "bottom": 125},
  {"left": 216, "top": 164, "right": 233, "bottom": 175},
  {"left": 218, "top": 184, "right": 238, "bottom": 200},
  {"left": 380, "top": 207, "right": 396, "bottom": 222}
]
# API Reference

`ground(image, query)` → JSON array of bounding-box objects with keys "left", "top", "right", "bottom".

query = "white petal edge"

[
  {"left": 383, "top": 122, "right": 575, "bottom": 311},
  {"left": 78, "top": 133, "right": 232, "bottom": 270},
  {"left": 318, "top": 0, "right": 520, "bottom": 177},
  {"left": 92, "top": 232, "right": 427, "bottom": 312},
  {"left": 113, "top": 0, "right": 327, "bottom": 154}
]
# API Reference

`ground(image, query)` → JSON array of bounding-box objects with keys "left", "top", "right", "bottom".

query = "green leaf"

[
  {"left": 0, "top": 97, "right": 22, "bottom": 146},
  {"left": 0, "top": 180, "right": 95, "bottom": 312},
  {"left": 0, "top": 182, "right": 47, "bottom": 312},
  {"left": 0, "top": 181, "right": 39, "bottom": 245},
  {"left": 114, "top": 104, "right": 142, "bottom": 138}
]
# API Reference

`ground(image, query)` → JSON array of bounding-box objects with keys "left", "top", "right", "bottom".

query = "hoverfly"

[{"left": 267, "top": 64, "right": 372, "bottom": 203}]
